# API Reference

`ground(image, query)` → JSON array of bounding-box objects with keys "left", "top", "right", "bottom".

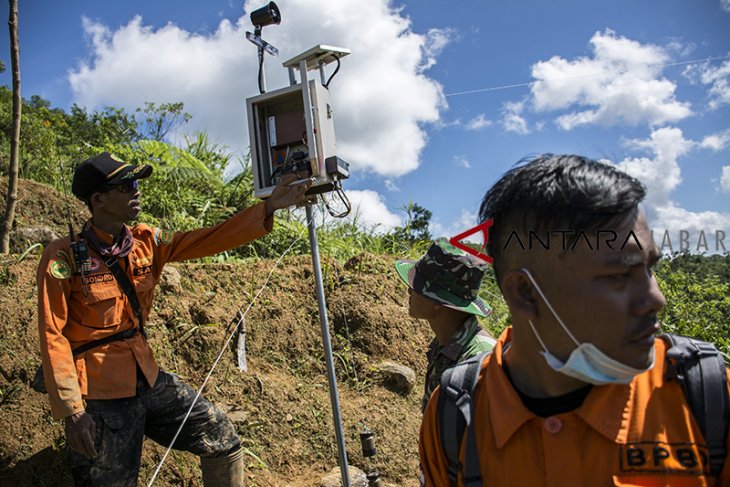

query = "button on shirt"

[
  {"left": 37, "top": 203, "right": 273, "bottom": 419},
  {"left": 419, "top": 327, "right": 730, "bottom": 486},
  {"left": 422, "top": 315, "right": 496, "bottom": 412}
]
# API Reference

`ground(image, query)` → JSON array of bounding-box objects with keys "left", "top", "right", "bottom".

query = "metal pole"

[
  {"left": 299, "top": 59, "right": 319, "bottom": 177},
  {"left": 306, "top": 203, "right": 351, "bottom": 487}
]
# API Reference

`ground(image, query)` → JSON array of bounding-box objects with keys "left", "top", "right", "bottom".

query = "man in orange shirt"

[
  {"left": 37, "top": 152, "right": 310, "bottom": 486},
  {"left": 419, "top": 154, "right": 730, "bottom": 486}
]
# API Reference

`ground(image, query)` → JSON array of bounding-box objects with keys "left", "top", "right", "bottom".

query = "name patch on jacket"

[
  {"left": 86, "top": 273, "right": 114, "bottom": 285},
  {"left": 620, "top": 441, "right": 708, "bottom": 475},
  {"left": 133, "top": 265, "right": 152, "bottom": 277}
]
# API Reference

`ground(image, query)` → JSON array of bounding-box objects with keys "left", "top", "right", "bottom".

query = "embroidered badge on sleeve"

[
  {"left": 50, "top": 258, "right": 72, "bottom": 279},
  {"left": 154, "top": 228, "right": 175, "bottom": 246}
]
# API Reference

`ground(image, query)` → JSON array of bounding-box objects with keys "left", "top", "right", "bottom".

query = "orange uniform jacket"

[
  {"left": 420, "top": 327, "right": 730, "bottom": 486},
  {"left": 37, "top": 203, "right": 273, "bottom": 420}
]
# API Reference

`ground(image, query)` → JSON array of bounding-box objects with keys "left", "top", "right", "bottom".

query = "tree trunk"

[{"left": 1, "top": 0, "right": 21, "bottom": 254}]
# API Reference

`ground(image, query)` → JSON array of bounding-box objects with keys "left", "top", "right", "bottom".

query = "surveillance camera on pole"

[
  {"left": 243, "top": 3, "right": 353, "bottom": 486},
  {"left": 245, "top": 4, "right": 350, "bottom": 212}
]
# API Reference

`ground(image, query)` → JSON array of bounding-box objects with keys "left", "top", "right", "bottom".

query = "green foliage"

[
  {"left": 104, "top": 138, "right": 257, "bottom": 235},
  {"left": 654, "top": 256, "right": 730, "bottom": 358},
  {"left": 0, "top": 88, "right": 138, "bottom": 188},
  {"left": 391, "top": 201, "right": 432, "bottom": 243},
  {"left": 478, "top": 268, "right": 511, "bottom": 338},
  {"left": 135, "top": 101, "right": 191, "bottom": 141},
  {"left": 657, "top": 252, "right": 730, "bottom": 283}
]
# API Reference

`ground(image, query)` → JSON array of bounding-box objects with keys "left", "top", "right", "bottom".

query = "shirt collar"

[
  {"left": 439, "top": 315, "right": 480, "bottom": 361},
  {"left": 487, "top": 327, "right": 536, "bottom": 449},
  {"left": 87, "top": 220, "right": 115, "bottom": 246},
  {"left": 573, "top": 338, "right": 667, "bottom": 444},
  {"left": 487, "top": 327, "right": 658, "bottom": 449}
]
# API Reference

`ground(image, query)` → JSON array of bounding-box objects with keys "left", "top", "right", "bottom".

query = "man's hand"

[
  {"left": 65, "top": 411, "right": 97, "bottom": 458},
  {"left": 264, "top": 174, "right": 313, "bottom": 218}
]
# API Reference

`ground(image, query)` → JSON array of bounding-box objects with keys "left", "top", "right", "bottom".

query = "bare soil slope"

[{"left": 0, "top": 180, "right": 431, "bottom": 486}]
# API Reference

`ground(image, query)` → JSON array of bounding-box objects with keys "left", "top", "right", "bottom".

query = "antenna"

[
  {"left": 58, "top": 159, "right": 76, "bottom": 236},
  {"left": 58, "top": 158, "right": 92, "bottom": 294}
]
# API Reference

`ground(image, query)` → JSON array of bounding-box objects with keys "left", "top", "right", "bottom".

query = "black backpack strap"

[
  {"left": 438, "top": 351, "right": 490, "bottom": 486},
  {"left": 103, "top": 256, "right": 146, "bottom": 339},
  {"left": 662, "top": 333, "right": 729, "bottom": 478},
  {"left": 71, "top": 328, "right": 138, "bottom": 356}
]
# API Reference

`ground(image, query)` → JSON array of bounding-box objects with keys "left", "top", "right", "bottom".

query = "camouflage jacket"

[{"left": 422, "top": 316, "right": 496, "bottom": 412}]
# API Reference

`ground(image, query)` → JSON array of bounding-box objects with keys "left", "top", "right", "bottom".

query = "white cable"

[
  {"left": 147, "top": 208, "right": 316, "bottom": 486},
  {"left": 369, "top": 54, "right": 730, "bottom": 108}
]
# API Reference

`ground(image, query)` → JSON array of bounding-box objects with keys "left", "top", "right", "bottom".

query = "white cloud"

[
  {"left": 616, "top": 126, "right": 692, "bottom": 208},
  {"left": 68, "top": 0, "right": 449, "bottom": 178},
  {"left": 721, "top": 166, "right": 730, "bottom": 192},
  {"left": 700, "top": 129, "right": 730, "bottom": 151},
  {"left": 384, "top": 179, "right": 400, "bottom": 192},
  {"left": 529, "top": 29, "right": 691, "bottom": 129},
  {"left": 684, "top": 58, "right": 730, "bottom": 110},
  {"left": 612, "top": 127, "right": 730, "bottom": 253},
  {"left": 453, "top": 154, "right": 471, "bottom": 169},
  {"left": 430, "top": 208, "right": 481, "bottom": 243},
  {"left": 345, "top": 190, "right": 403, "bottom": 232},
  {"left": 651, "top": 204, "right": 730, "bottom": 254},
  {"left": 722, "top": 0, "right": 730, "bottom": 13},
  {"left": 420, "top": 28, "right": 456, "bottom": 70},
  {"left": 464, "top": 113, "right": 492, "bottom": 131},
  {"left": 501, "top": 100, "right": 529, "bottom": 134}
]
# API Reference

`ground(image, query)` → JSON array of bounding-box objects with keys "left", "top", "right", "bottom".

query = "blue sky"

[{"left": 3, "top": 0, "right": 730, "bottom": 252}]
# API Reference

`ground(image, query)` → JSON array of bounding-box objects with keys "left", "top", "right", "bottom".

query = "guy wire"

[{"left": 147, "top": 206, "right": 317, "bottom": 486}]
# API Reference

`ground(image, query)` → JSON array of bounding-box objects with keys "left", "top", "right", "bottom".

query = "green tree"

[
  {"left": 29, "top": 95, "right": 50, "bottom": 109},
  {"left": 135, "top": 101, "right": 191, "bottom": 141},
  {"left": 65, "top": 104, "right": 138, "bottom": 148},
  {"left": 392, "top": 201, "right": 432, "bottom": 243}
]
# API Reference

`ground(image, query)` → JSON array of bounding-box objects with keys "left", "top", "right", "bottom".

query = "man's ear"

[
  {"left": 500, "top": 269, "right": 538, "bottom": 321},
  {"left": 89, "top": 192, "right": 104, "bottom": 211}
]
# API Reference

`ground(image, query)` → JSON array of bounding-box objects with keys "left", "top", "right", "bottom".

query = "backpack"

[{"left": 437, "top": 333, "right": 730, "bottom": 485}]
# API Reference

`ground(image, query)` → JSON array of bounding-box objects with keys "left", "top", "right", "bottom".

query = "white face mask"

[{"left": 521, "top": 268, "right": 654, "bottom": 385}]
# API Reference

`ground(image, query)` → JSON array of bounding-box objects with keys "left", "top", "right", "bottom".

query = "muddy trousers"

[{"left": 67, "top": 369, "right": 241, "bottom": 487}]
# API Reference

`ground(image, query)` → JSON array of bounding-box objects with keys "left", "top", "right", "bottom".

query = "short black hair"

[{"left": 479, "top": 154, "right": 646, "bottom": 282}]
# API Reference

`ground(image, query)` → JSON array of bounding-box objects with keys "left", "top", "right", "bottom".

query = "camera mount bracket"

[{"left": 246, "top": 31, "right": 278, "bottom": 56}]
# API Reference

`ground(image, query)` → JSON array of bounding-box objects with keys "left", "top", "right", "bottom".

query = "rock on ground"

[
  {"left": 374, "top": 360, "right": 416, "bottom": 396},
  {"left": 319, "top": 465, "right": 368, "bottom": 487}
]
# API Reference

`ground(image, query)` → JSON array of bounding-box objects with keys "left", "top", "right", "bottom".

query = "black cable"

[
  {"left": 322, "top": 179, "right": 351, "bottom": 218},
  {"left": 323, "top": 53, "right": 341, "bottom": 89},
  {"left": 258, "top": 47, "right": 265, "bottom": 94}
]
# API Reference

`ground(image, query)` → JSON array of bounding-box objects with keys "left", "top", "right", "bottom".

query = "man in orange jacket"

[
  {"left": 37, "top": 152, "right": 310, "bottom": 486},
  {"left": 419, "top": 154, "right": 730, "bottom": 486}
]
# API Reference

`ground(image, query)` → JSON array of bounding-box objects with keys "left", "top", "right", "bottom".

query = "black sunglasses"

[{"left": 100, "top": 180, "right": 139, "bottom": 194}]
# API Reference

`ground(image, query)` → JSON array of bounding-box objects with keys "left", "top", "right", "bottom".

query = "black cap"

[{"left": 71, "top": 152, "right": 153, "bottom": 200}]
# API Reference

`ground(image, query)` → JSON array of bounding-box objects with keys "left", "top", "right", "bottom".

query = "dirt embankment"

[{"left": 0, "top": 180, "right": 433, "bottom": 486}]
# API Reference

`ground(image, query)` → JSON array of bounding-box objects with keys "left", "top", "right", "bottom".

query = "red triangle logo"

[{"left": 448, "top": 219, "right": 494, "bottom": 264}]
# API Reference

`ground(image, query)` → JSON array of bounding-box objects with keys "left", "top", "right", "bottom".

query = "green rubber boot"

[{"left": 200, "top": 447, "right": 244, "bottom": 487}]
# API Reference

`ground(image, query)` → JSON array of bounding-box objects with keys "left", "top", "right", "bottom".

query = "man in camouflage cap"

[{"left": 395, "top": 238, "right": 496, "bottom": 411}]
